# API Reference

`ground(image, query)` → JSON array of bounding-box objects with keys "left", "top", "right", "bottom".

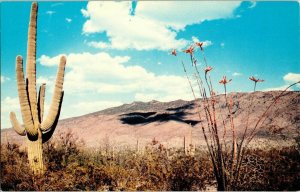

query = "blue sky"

[{"left": 1, "top": 1, "right": 299, "bottom": 128}]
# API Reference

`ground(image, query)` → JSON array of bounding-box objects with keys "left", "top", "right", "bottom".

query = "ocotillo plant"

[
  {"left": 9, "top": 2, "right": 66, "bottom": 175},
  {"left": 171, "top": 41, "right": 299, "bottom": 190}
]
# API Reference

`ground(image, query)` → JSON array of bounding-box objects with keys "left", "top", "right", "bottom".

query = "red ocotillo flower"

[
  {"left": 249, "top": 76, "right": 264, "bottom": 83},
  {"left": 195, "top": 42, "right": 204, "bottom": 51},
  {"left": 182, "top": 46, "right": 195, "bottom": 55},
  {"left": 204, "top": 66, "right": 213, "bottom": 74},
  {"left": 171, "top": 49, "right": 177, "bottom": 56},
  {"left": 219, "top": 76, "right": 232, "bottom": 85},
  {"left": 249, "top": 76, "right": 264, "bottom": 91}
]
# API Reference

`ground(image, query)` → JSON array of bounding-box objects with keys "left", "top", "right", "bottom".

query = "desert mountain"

[{"left": 1, "top": 91, "right": 299, "bottom": 149}]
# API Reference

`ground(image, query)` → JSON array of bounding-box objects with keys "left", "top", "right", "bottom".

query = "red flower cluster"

[
  {"left": 219, "top": 76, "right": 232, "bottom": 85},
  {"left": 195, "top": 42, "right": 204, "bottom": 51},
  {"left": 182, "top": 46, "right": 195, "bottom": 55},
  {"left": 249, "top": 76, "right": 264, "bottom": 83},
  {"left": 204, "top": 66, "right": 213, "bottom": 74},
  {"left": 171, "top": 49, "right": 177, "bottom": 56}
]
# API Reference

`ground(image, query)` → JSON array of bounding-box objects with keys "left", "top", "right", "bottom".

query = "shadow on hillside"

[{"left": 119, "top": 103, "right": 199, "bottom": 126}]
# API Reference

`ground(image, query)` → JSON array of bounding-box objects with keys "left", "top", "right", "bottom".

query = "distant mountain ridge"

[{"left": 1, "top": 91, "right": 299, "bottom": 149}]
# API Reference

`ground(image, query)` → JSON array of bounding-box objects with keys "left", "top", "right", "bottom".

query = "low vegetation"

[{"left": 1, "top": 132, "right": 299, "bottom": 191}]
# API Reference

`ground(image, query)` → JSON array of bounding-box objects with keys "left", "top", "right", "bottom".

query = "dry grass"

[{"left": 1, "top": 131, "right": 299, "bottom": 191}]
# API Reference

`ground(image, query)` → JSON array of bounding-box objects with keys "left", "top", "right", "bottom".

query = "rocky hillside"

[{"left": 1, "top": 91, "right": 299, "bottom": 149}]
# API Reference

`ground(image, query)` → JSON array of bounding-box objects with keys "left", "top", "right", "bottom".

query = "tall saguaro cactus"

[{"left": 10, "top": 2, "right": 66, "bottom": 175}]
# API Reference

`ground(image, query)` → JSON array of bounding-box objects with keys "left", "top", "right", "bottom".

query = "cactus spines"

[{"left": 10, "top": 2, "right": 66, "bottom": 175}]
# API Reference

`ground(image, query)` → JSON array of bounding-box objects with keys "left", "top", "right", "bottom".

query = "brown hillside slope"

[{"left": 1, "top": 91, "right": 299, "bottom": 149}]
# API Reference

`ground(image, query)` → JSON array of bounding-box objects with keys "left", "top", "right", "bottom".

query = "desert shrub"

[
  {"left": 0, "top": 142, "right": 36, "bottom": 191},
  {"left": 134, "top": 145, "right": 172, "bottom": 190},
  {"left": 235, "top": 146, "right": 300, "bottom": 191},
  {"left": 170, "top": 152, "right": 214, "bottom": 191},
  {"left": 43, "top": 131, "right": 84, "bottom": 171},
  {"left": 1, "top": 132, "right": 299, "bottom": 191}
]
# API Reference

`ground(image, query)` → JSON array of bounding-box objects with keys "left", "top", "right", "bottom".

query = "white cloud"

[
  {"left": 232, "top": 72, "right": 242, "bottom": 76},
  {"left": 87, "top": 41, "right": 110, "bottom": 49},
  {"left": 82, "top": 1, "right": 241, "bottom": 50},
  {"left": 38, "top": 54, "right": 66, "bottom": 66},
  {"left": 220, "top": 42, "right": 225, "bottom": 47},
  {"left": 46, "top": 11, "right": 55, "bottom": 15},
  {"left": 157, "top": 62, "right": 162, "bottom": 65},
  {"left": 71, "top": 101, "right": 123, "bottom": 115},
  {"left": 39, "top": 52, "right": 190, "bottom": 96},
  {"left": 191, "top": 36, "right": 200, "bottom": 43},
  {"left": 35, "top": 51, "right": 193, "bottom": 121},
  {"left": 191, "top": 36, "right": 213, "bottom": 48},
  {"left": 263, "top": 85, "right": 293, "bottom": 92},
  {"left": 283, "top": 73, "right": 300, "bottom": 84},
  {"left": 36, "top": 76, "right": 54, "bottom": 87},
  {"left": 134, "top": 93, "right": 159, "bottom": 102},
  {"left": 1, "top": 97, "right": 20, "bottom": 128},
  {"left": 66, "top": 18, "right": 72, "bottom": 23},
  {"left": 264, "top": 72, "right": 300, "bottom": 91},
  {"left": 1, "top": 75, "right": 10, "bottom": 83},
  {"left": 203, "top": 41, "right": 213, "bottom": 47},
  {"left": 1, "top": 95, "right": 51, "bottom": 129}
]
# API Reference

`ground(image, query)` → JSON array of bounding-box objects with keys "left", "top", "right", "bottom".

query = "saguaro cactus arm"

[
  {"left": 26, "top": 2, "right": 39, "bottom": 131},
  {"left": 9, "top": 112, "right": 26, "bottom": 136},
  {"left": 41, "top": 56, "right": 66, "bottom": 132},
  {"left": 38, "top": 84, "right": 46, "bottom": 122},
  {"left": 15, "top": 56, "right": 36, "bottom": 136},
  {"left": 42, "top": 91, "right": 64, "bottom": 143}
]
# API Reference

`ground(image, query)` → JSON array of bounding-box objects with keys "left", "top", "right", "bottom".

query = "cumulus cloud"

[
  {"left": 36, "top": 52, "right": 193, "bottom": 120},
  {"left": 39, "top": 52, "right": 190, "bottom": 96},
  {"left": 82, "top": 1, "right": 241, "bottom": 51},
  {"left": 71, "top": 101, "right": 123, "bottom": 115},
  {"left": 36, "top": 76, "right": 53, "bottom": 85},
  {"left": 283, "top": 73, "right": 300, "bottom": 84},
  {"left": 87, "top": 41, "right": 110, "bottom": 49},
  {"left": 264, "top": 72, "right": 300, "bottom": 91},
  {"left": 1, "top": 97, "right": 20, "bottom": 128},
  {"left": 1, "top": 96, "right": 51, "bottom": 129},
  {"left": 191, "top": 36, "right": 213, "bottom": 48},
  {"left": 38, "top": 54, "right": 66, "bottom": 66}
]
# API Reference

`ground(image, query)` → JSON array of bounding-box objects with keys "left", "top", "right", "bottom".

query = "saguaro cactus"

[{"left": 9, "top": 2, "right": 66, "bottom": 175}]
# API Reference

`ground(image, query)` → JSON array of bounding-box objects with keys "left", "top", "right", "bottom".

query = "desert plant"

[
  {"left": 171, "top": 42, "right": 299, "bottom": 190},
  {"left": 2, "top": 136, "right": 299, "bottom": 191},
  {"left": 9, "top": 2, "right": 66, "bottom": 175}
]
